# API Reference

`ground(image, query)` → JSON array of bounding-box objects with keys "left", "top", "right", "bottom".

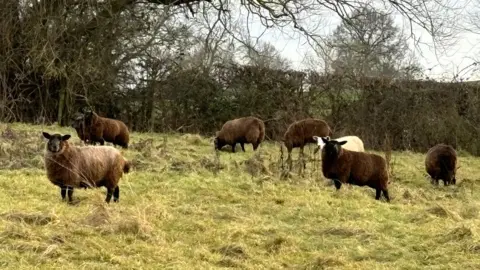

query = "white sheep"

[{"left": 313, "top": 135, "right": 365, "bottom": 155}]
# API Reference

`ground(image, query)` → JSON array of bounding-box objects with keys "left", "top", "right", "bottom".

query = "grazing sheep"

[
  {"left": 71, "top": 112, "right": 93, "bottom": 145},
  {"left": 42, "top": 132, "right": 131, "bottom": 203},
  {"left": 83, "top": 110, "right": 130, "bottom": 149},
  {"left": 214, "top": 116, "right": 265, "bottom": 153},
  {"left": 313, "top": 135, "right": 364, "bottom": 154},
  {"left": 425, "top": 144, "right": 457, "bottom": 186},
  {"left": 320, "top": 136, "right": 390, "bottom": 202},
  {"left": 282, "top": 118, "right": 333, "bottom": 170}
]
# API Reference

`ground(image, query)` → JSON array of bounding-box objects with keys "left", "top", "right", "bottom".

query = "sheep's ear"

[
  {"left": 338, "top": 140, "right": 347, "bottom": 145},
  {"left": 321, "top": 136, "right": 329, "bottom": 144},
  {"left": 42, "top": 132, "right": 51, "bottom": 139},
  {"left": 61, "top": 134, "right": 71, "bottom": 141},
  {"left": 314, "top": 136, "right": 326, "bottom": 148}
]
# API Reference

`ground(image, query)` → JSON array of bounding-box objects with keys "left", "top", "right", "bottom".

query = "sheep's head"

[
  {"left": 321, "top": 136, "right": 347, "bottom": 159},
  {"left": 214, "top": 136, "right": 225, "bottom": 151},
  {"left": 312, "top": 135, "right": 330, "bottom": 154},
  {"left": 71, "top": 112, "right": 85, "bottom": 129},
  {"left": 42, "top": 132, "right": 71, "bottom": 154}
]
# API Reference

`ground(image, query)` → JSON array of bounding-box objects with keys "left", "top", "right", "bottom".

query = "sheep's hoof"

[{"left": 67, "top": 200, "right": 80, "bottom": 206}]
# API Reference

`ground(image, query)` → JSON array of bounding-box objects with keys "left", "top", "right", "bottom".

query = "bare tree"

[{"left": 328, "top": 5, "right": 421, "bottom": 78}]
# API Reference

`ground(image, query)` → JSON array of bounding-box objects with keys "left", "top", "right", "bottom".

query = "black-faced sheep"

[
  {"left": 71, "top": 112, "right": 93, "bottom": 145},
  {"left": 313, "top": 135, "right": 365, "bottom": 155},
  {"left": 320, "top": 136, "right": 390, "bottom": 202},
  {"left": 214, "top": 116, "right": 265, "bottom": 153},
  {"left": 42, "top": 132, "right": 131, "bottom": 203},
  {"left": 282, "top": 118, "right": 333, "bottom": 170},
  {"left": 425, "top": 144, "right": 457, "bottom": 186},
  {"left": 83, "top": 110, "right": 130, "bottom": 149}
]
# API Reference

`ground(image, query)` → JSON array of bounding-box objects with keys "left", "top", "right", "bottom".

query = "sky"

[{"left": 235, "top": 0, "right": 480, "bottom": 81}]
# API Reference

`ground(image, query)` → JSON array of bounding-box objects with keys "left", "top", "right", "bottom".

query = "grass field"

[{"left": 0, "top": 122, "right": 479, "bottom": 269}]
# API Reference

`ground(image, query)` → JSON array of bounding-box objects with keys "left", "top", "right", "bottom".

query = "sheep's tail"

[{"left": 123, "top": 159, "right": 131, "bottom": 173}]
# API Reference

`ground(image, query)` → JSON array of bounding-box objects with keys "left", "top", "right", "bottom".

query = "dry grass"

[{"left": 0, "top": 122, "right": 480, "bottom": 269}]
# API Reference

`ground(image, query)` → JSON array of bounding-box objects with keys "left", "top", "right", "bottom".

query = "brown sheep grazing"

[
  {"left": 320, "top": 137, "right": 390, "bottom": 202},
  {"left": 425, "top": 144, "right": 457, "bottom": 186},
  {"left": 42, "top": 132, "right": 131, "bottom": 203},
  {"left": 214, "top": 116, "right": 265, "bottom": 153},
  {"left": 282, "top": 118, "right": 332, "bottom": 170},
  {"left": 83, "top": 110, "right": 130, "bottom": 149}
]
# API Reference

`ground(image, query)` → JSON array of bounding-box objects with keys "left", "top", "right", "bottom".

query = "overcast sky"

[{"left": 234, "top": 1, "right": 480, "bottom": 81}]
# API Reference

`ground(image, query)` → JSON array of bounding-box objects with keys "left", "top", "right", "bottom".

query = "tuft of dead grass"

[{"left": 1, "top": 211, "right": 55, "bottom": 226}]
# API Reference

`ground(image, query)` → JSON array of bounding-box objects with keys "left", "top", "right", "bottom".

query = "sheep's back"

[
  {"left": 219, "top": 117, "right": 263, "bottom": 143},
  {"left": 337, "top": 136, "right": 364, "bottom": 152},
  {"left": 425, "top": 144, "right": 457, "bottom": 176},
  {"left": 46, "top": 146, "right": 123, "bottom": 187},
  {"left": 343, "top": 151, "right": 388, "bottom": 185},
  {"left": 77, "top": 146, "right": 125, "bottom": 184},
  {"left": 284, "top": 118, "right": 331, "bottom": 146},
  {"left": 98, "top": 118, "right": 121, "bottom": 140}
]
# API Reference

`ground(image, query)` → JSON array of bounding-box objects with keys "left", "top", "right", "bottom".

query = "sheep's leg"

[
  {"left": 300, "top": 146, "right": 306, "bottom": 170},
  {"left": 105, "top": 188, "right": 114, "bottom": 203},
  {"left": 382, "top": 189, "right": 390, "bottom": 202},
  {"left": 287, "top": 151, "right": 293, "bottom": 171},
  {"left": 240, "top": 142, "right": 245, "bottom": 152},
  {"left": 99, "top": 138, "right": 105, "bottom": 145},
  {"left": 443, "top": 179, "right": 449, "bottom": 186},
  {"left": 60, "top": 186, "right": 67, "bottom": 201},
  {"left": 375, "top": 189, "right": 381, "bottom": 200},
  {"left": 252, "top": 142, "right": 259, "bottom": 151},
  {"left": 333, "top": 179, "right": 342, "bottom": 190},
  {"left": 66, "top": 186, "right": 74, "bottom": 203},
  {"left": 113, "top": 186, "right": 120, "bottom": 202},
  {"left": 231, "top": 144, "right": 236, "bottom": 153}
]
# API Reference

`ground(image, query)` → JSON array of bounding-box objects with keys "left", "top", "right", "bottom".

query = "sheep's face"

[
  {"left": 214, "top": 137, "right": 225, "bottom": 150},
  {"left": 72, "top": 113, "right": 85, "bottom": 129},
  {"left": 321, "top": 137, "right": 347, "bottom": 159},
  {"left": 43, "top": 132, "right": 71, "bottom": 154}
]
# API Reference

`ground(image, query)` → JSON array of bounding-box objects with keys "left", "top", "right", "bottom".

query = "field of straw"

[{"left": 0, "top": 122, "right": 480, "bottom": 269}]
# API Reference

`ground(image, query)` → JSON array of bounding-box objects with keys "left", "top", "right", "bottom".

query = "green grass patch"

[{"left": 0, "top": 122, "right": 479, "bottom": 269}]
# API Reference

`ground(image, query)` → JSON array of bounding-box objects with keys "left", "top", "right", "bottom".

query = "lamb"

[
  {"left": 313, "top": 135, "right": 364, "bottom": 154},
  {"left": 214, "top": 116, "right": 265, "bottom": 153},
  {"left": 282, "top": 118, "right": 333, "bottom": 170},
  {"left": 425, "top": 144, "right": 457, "bottom": 186},
  {"left": 83, "top": 110, "right": 130, "bottom": 149},
  {"left": 320, "top": 136, "right": 390, "bottom": 202},
  {"left": 42, "top": 132, "right": 131, "bottom": 203}
]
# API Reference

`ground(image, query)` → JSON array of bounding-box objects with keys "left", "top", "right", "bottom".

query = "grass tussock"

[{"left": 0, "top": 122, "right": 480, "bottom": 268}]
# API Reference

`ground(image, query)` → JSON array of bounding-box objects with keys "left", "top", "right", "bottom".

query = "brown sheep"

[
  {"left": 320, "top": 136, "right": 390, "bottom": 202},
  {"left": 83, "top": 110, "right": 130, "bottom": 149},
  {"left": 425, "top": 144, "right": 457, "bottom": 186},
  {"left": 282, "top": 118, "right": 333, "bottom": 170},
  {"left": 214, "top": 116, "right": 265, "bottom": 153},
  {"left": 42, "top": 132, "right": 131, "bottom": 203}
]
